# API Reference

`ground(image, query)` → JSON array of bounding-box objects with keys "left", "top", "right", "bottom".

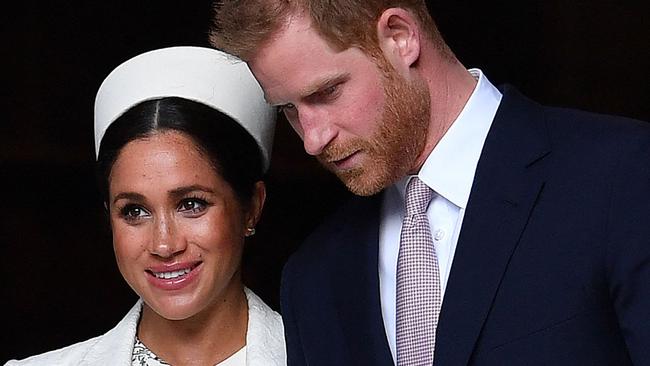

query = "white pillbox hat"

[{"left": 94, "top": 46, "right": 276, "bottom": 171}]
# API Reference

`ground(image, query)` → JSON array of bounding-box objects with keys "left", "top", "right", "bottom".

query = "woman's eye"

[
  {"left": 120, "top": 205, "right": 149, "bottom": 221},
  {"left": 179, "top": 198, "right": 207, "bottom": 214}
]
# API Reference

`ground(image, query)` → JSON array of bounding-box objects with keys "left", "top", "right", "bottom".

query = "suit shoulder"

[
  {"left": 545, "top": 104, "right": 649, "bottom": 136},
  {"left": 500, "top": 87, "right": 650, "bottom": 161},
  {"left": 545, "top": 106, "right": 650, "bottom": 165},
  {"left": 501, "top": 85, "right": 650, "bottom": 146},
  {"left": 285, "top": 194, "right": 381, "bottom": 271}
]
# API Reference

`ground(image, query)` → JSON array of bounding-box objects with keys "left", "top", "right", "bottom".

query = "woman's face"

[{"left": 108, "top": 131, "right": 263, "bottom": 320}]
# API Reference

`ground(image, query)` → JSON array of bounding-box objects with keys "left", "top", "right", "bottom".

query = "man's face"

[{"left": 249, "top": 14, "right": 430, "bottom": 196}]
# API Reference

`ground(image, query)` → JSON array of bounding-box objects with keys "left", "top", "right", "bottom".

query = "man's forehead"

[{"left": 247, "top": 15, "right": 347, "bottom": 106}]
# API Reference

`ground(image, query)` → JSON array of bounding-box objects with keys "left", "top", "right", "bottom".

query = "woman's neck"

[{"left": 137, "top": 283, "right": 248, "bottom": 365}]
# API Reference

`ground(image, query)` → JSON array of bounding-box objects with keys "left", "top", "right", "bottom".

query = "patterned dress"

[{"left": 131, "top": 337, "right": 246, "bottom": 366}]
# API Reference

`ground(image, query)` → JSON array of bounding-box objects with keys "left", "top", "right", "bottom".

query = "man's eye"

[
  {"left": 279, "top": 103, "right": 296, "bottom": 113},
  {"left": 279, "top": 103, "right": 299, "bottom": 123},
  {"left": 323, "top": 85, "right": 337, "bottom": 95},
  {"left": 309, "top": 84, "right": 341, "bottom": 104}
]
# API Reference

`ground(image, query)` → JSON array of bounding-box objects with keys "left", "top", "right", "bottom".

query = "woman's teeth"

[{"left": 154, "top": 268, "right": 191, "bottom": 279}]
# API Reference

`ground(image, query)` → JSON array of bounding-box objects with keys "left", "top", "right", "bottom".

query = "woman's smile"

[{"left": 145, "top": 261, "right": 203, "bottom": 291}]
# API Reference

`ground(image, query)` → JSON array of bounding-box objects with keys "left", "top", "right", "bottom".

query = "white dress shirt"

[{"left": 379, "top": 69, "right": 503, "bottom": 361}]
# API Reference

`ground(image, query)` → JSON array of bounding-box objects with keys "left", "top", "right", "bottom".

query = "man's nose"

[{"left": 299, "top": 107, "right": 337, "bottom": 156}]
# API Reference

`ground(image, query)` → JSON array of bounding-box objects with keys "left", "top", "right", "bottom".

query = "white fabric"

[
  {"left": 94, "top": 46, "right": 276, "bottom": 171},
  {"left": 217, "top": 346, "right": 246, "bottom": 366},
  {"left": 6, "top": 288, "right": 286, "bottom": 366},
  {"left": 379, "top": 69, "right": 503, "bottom": 361}
]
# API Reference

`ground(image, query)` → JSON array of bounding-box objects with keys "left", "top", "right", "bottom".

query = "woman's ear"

[
  {"left": 247, "top": 181, "right": 266, "bottom": 229},
  {"left": 376, "top": 8, "right": 422, "bottom": 72}
]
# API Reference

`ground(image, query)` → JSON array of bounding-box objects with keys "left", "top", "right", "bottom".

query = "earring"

[{"left": 245, "top": 227, "right": 256, "bottom": 237}]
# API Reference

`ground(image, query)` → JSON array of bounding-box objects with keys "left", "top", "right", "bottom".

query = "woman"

[{"left": 7, "top": 47, "right": 285, "bottom": 365}]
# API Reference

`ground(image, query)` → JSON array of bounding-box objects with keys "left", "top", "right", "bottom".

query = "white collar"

[
  {"left": 81, "top": 288, "right": 285, "bottom": 365},
  {"left": 396, "top": 68, "right": 502, "bottom": 208}
]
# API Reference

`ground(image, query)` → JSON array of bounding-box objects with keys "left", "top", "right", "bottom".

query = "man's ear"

[{"left": 376, "top": 8, "right": 422, "bottom": 71}]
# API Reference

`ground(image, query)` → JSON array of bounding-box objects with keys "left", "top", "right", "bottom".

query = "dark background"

[{"left": 2, "top": 0, "right": 648, "bottom": 362}]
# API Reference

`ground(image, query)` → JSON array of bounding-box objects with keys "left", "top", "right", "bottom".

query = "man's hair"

[{"left": 209, "top": 0, "right": 451, "bottom": 61}]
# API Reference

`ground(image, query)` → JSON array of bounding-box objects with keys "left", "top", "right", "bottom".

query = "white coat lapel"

[{"left": 79, "top": 300, "right": 142, "bottom": 365}]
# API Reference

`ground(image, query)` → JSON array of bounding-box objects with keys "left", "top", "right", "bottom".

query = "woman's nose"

[{"left": 149, "top": 215, "right": 186, "bottom": 258}]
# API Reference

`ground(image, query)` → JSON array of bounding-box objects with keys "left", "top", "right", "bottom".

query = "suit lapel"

[
  {"left": 435, "top": 87, "right": 551, "bottom": 365},
  {"left": 331, "top": 195, "right": 395, "bottom": 365}
]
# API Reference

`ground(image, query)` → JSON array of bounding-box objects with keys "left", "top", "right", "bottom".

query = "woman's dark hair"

[{"left": 97, "top": 97, "right": 264, "bottom": 208}]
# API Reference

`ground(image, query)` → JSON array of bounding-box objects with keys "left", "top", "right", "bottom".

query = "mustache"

[{"left": 318, "top": 139, "right": 367, "bottom": 163}]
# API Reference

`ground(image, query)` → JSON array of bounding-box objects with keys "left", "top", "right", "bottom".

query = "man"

[{"left": 209, "top": 1, "right": 650, "bottom": 365}]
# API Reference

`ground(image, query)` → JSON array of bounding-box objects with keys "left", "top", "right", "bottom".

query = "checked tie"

[{"left": 395, "top": 177, "right": 441, "bottom": 366}]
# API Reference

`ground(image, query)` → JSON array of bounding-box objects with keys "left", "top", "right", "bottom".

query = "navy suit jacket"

[{"left": 280, "top": 86, "right": 650, "bottom": 365}]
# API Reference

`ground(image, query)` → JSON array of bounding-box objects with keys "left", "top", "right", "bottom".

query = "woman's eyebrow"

[
  {"left": 112, "top": 192, "right": 146, "bottom": 205},
  {"left": 168, "top": 185, "right": 215, "bottom": 199}
]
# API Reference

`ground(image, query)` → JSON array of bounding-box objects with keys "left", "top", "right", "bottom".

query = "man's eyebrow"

[
  {"left": 300, "top": 73, "right": 349, "bottom": 98},
  {"left": 268, "top": 73, "right": 349, "bottom": 106}
]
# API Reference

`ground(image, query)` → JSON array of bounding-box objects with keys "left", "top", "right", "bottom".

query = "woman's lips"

[{"left": 145, "top": 261, "right": 202, "bottom": 291}]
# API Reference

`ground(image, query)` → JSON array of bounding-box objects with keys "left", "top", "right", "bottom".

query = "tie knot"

[{"left": 404, "top": 177, "right": 433, "bottom": 217}]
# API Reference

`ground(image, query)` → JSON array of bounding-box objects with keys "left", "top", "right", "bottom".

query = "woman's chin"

[{"left": 143, "top": 296, "right": 204, "bottom": 321}]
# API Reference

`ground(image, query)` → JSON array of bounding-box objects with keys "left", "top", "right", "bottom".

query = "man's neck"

[{"left": 411, "top": 60, "right": 477, "bottom": 173}]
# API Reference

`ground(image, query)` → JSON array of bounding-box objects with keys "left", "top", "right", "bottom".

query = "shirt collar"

[{"left": 396, "top": 68, "right": 502, "bottom": 208}]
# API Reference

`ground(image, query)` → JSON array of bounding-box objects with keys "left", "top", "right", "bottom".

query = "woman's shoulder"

[
  {"left": 244, "top": 287, "right": 283, "bottom": 328},
  {"left": 4, "top": 335, "right": 104, "bottom": 366},
  {"left": 244, "top": 287, "right": 286, "bottom": 366},
  {"left": 5, "top": 301, "right": 143, "bottom": 366}
]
